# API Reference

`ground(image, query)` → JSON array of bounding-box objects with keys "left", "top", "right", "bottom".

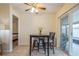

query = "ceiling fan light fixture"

[
  {"left": 31, "top": 7, "right": 38, "bottom": 13},
  {"left": 31, "top": 7, "right": 35, "bottom": 13},
  {"left": 35, "top": 9, "right": 38, "bottom": 13}
]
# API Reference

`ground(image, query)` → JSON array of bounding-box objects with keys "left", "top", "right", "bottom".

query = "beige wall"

[
  {"left": 55, "top": 3, "right": 77, "bottom": 47},
  {"left": 0, "top": 4, "right": 10, "bottom": 25},
  {"left": 18, "top": 13, "right": 56, "bottom": 45}
]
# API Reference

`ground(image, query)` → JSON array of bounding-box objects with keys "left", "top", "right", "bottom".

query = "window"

[{"left": 73, "top": 23, "right": 79, "bottom": 39}]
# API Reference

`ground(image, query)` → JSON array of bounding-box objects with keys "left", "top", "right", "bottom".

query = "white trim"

[{"left": 9, "top": 4, "right": 13, "bottom": 52}]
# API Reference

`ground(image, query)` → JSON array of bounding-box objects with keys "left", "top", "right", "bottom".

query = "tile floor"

[
  {"left": 3, "top": 46, "right": 67, "bottom": 56},
  {"left": 3, "top": 46, "right": 29, "bottom": 56},
  {"left": 31, "top": 48, "right": 67, "bottom": 56}
]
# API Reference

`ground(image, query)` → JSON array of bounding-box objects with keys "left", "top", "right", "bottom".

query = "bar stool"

[
  {"left": 33, "top": 39, "right": 39, "bottom": 51},
  {"left": 32, "top": 37, "right": 46, "bottom": 53},
  {"left": 0, "top": 40, "right": 3, "bottom": 55},
  {"left": 38, "top": 37, "right": 46, "bottom": 53},
  {"left": 49, "top": 32, "right": 55, "bottom": 54}
]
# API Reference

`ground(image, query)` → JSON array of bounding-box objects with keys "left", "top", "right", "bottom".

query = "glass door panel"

[
  {"left": 60, "top": 16, "right": 69, "bottom": 54},
  {"left": 71, "top": 8, "right": 79, "bottom": 56}
]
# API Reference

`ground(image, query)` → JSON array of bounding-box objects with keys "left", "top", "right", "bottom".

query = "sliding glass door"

[
  {"left": 71, "top": 6, "right": 79, "bottom": 56},
  {"left": 60, "top": 5, "right": 79, "bottom": 56},
  {"left": 60, "top": 15, "right": 70, "bottom": 54}
]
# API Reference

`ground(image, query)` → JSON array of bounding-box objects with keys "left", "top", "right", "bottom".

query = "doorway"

[{"left": 12, "top": 15, "right": 18, "bottom": 49}]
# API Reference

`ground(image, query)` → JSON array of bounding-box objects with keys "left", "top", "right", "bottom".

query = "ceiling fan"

[{"left": 24, "top": 3, "right": 46, "bottom": 13}]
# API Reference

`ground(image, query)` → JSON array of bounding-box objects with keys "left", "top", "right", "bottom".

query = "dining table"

[{"left": 29, "top": 34, "right": 49, "bottom": 56}]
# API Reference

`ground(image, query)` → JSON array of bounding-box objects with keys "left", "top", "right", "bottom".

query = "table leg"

[
  {"left": 29, "top": 36, "right": 32, "bottom": 56},
  {"left": 0, "top": 44, "right": 2, "bottom": 56},
  {"left": 47, "top": 37, "right": 49, "bottom": 56},
  {"left": 1, "top": 44, "right": 2, "bottom": 55}
]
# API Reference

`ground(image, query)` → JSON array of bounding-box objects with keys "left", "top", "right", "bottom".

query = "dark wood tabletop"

[{"left": 30, "top": 34, "right": 49, "bottom": 37}]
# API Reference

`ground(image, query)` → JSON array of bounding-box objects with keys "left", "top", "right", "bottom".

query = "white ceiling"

[{"left": 12, "top": 3, "right": 63, "bottom": 14}]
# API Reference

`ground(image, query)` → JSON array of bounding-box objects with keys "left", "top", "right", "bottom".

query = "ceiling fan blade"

[
  {"left": 24, "top": 3, "right": 36, "bottom": 8},
  {"left": 39, "top": 7, "right": 46, "bottom": 10},
  {"left": 25, "top": 3, "right": 31, "bottom": 6},
  {"left": 25, "top": 9, "right": 30, "bottom": 11}
]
